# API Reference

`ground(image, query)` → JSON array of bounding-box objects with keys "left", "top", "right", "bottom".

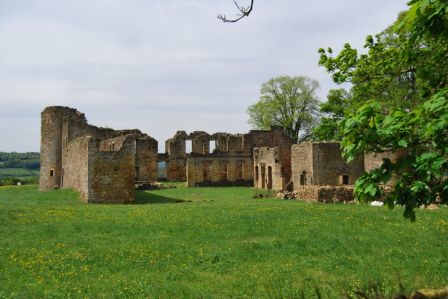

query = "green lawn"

[{"left": 0, "top": 185, "right": 447, "bottom": 298}]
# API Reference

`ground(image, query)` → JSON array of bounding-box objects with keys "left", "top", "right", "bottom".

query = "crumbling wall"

[
  {"left": 364, "top": 150, "right": 407, "bottom": 172},
  {"left": 89, "top": 135, "right": 136, "bottom": 203},
  {"left": 364, "top": 149, "right": 408, "bottom": 185},
  {"left": 99, "top": 135, "right": 130, "bottom": 151},
  {"left": 291, "top": 143, "right": 314, "bottom": 189},
  {"left": 165, "top": 131, "right": 188, "bottom": 181},
  {"left": 60, "top": 134, "right": 137, "bottom": 203},
  {"left": 40, "top": 106, "right": 157, "bottom": 203},
  {"left": 136, "top": 137, "right": 158, "bottom": 182},
  {"left": 227, "top": 135, "right": 243, "bottom": 154},
  {"left": 253, "top": 147, "right": 291, "bottom": 191},
  {"left": 295, "top": 186, "right": 354, "bottom": 203},
  {"left": 312, "top": 142, "right": 364, "bottom": 186},
  {"left": 213, "top": 133, "right": 229, "bottom": 152},
  {"left": 186, "top": 157, "right": 252, "bottom": 187},
  {"left": 61, "top": 136, "right": 90, "bottom": 200},
  {"left": 190, "top": 131, "right": 210, "bottom": 154},
  {"left": 40, "top": 107, "right": 74, "bottom": 190},
  {"left": 165, "top": 131, "right": 187, "bottom": 158},
  {"left": 242, "top": 127, "right": 291, "bottom": 151},
  {"left": 292, "top": 142, "right": 364, "bottom": 190},
  {"left": 180, "top": 127, "right": 293, "bottom": 187}
]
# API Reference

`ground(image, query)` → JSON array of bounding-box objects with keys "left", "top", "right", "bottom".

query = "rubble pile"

[{"left": 276, "top": 186, "right": 355, "bottom": 203}]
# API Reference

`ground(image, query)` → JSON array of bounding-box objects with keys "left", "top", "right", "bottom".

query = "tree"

[
  {"left": 218, "top": 0, "right": 254, "bottom": 23},
  {"left": 247, "top": 76, "right": 320, "bottom": 143},
  {"left": 319, "top": 0, "right": 448, "bottom": 220},
  {"left": 312, "top": 88, "right": 351, "bottom": 141}
]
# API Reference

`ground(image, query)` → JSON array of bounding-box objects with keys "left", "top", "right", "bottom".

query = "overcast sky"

[{"left": 0, "top": 0, "right": 409, "bottom": 152}]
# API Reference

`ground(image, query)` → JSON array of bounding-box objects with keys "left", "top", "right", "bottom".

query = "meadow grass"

[{"left": 0, "top": 185, "right": 447, "bottom": 298}]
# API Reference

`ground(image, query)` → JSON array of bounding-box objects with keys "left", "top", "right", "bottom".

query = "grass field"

[
  {"left": 0, "top": 168, "right": 39, "bottom": 178},
  {"left": 0, "top": 185, "right": 447, "bottom": 298}
]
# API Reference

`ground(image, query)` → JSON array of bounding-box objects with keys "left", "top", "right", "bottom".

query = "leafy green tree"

[
  {"left": 312, "top": 88, "right": 351, "bottom": 141},
  {"left": 0, "top": 152, "right": 40, "bottom": 170},
  {"left": 319, "top": 0, "right": 448, "bottom": 219},
  {"left": 247, "top": 76, "right": 320, "bottom": 143}
]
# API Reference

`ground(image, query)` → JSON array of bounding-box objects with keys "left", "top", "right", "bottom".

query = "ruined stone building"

[
  {"left": 162, "top": 127, "right": 293, "bottom": 187},
  {"left": 253, "top": 144, "right": 292, "bottom": 191},
  {"left": 40, "top": 106, "right": 157, "bottom": 203},
  {"left": 39, "top": 106, "right": 293, "bottom": 202},
  {"left": 40, "top": 106, "right": 399, "bottom": 204},
  {"left": 291, "top": 142, "right": 365, "bottom": 189},
  {"left": 252, "top": 141, "right": 366, "bottom": 203}
]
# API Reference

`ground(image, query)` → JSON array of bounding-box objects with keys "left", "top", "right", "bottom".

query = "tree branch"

[{"left": 218, "top": 0, "right": 254, "bottom": 23}]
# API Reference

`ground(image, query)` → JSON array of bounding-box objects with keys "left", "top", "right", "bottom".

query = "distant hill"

[
  {"left": 0, "top": 152, "right": 40, "bottom": 185},
  {"left": 0, "top": 152, "right": 40, "bottom": 170}
]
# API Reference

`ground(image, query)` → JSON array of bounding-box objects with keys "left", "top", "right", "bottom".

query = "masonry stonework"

[
  {"left": 90, "top": 135, "right": 136, "bottom": 203},
  {"left": 364, "top": 150, "right": 408, "bottom": 172},
  {"left": 185, "top": 127, "right": 293, "bottom": 187},
  {"left": 41, "top": 106, "right": 391, "bottom": 204},
  {"left": 40, "top": 106, "right": 157, "bottom": 203},
  {"left": 291, "top": 142, "right": 364, "bottom": 190}
]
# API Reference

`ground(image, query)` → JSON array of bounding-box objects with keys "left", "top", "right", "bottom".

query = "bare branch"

[{"left": 218, "top": 0, "right": 254, "bottom": 23}]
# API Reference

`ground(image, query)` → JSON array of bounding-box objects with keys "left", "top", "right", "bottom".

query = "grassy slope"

[{"left": 0, "top": 185, "right": 447, "bottom": 298}]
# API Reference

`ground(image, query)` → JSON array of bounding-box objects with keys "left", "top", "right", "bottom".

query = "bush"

[{"left": 0, "top": 176, "right": 39, "bottom": 186}]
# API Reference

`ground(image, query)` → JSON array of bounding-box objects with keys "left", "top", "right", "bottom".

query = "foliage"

[
  {"left": 0, "top": 176, "right": 39, "bottom": 186},
  {"left": 313, "top": 88, "right": 351, "bottom": 141},
  {"left": 318, "top": 0, "right": 448, "bottom": 219},
  {"left": 342, "top": 89, "right": 448, "bottom": 220},
  {"left": 0, "top": 167, "right": 40, "bottom": 186},
  {"left": 248, "top": 76, "right": 320, "bottom": 143},
  {"left": 0, "top": 152, "right": 40, "bottom": 170},
  {"left": 0, "top": 186, "right": 447, "bottom": 297}
]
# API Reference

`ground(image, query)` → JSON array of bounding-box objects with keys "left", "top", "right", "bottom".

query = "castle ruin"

[
  {"left": 40, "top": 106, "right": 400, "bottom": 203},
  {"left": 40, "top": 107, "right": 294, "bottom": 203},
  {"left": 39, "top": 106, "right": 158, "bottom": 203}
]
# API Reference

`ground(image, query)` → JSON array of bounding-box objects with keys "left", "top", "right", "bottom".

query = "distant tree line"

[{"left": 0, "top": 152, "right": 40, "bottom": 170}]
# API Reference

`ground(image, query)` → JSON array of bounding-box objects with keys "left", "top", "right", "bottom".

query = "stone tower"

[{"left": 39, "top": 106, "right": 77, "bottom": 191}]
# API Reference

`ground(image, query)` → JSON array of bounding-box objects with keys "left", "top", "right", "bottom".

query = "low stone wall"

[{"left": 287, "top": 186, "right": 354, "bottom": 203}]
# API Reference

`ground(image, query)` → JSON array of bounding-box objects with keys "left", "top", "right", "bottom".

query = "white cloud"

[{"left": 0, "top": 0, "right": 408, "bottom": 152}]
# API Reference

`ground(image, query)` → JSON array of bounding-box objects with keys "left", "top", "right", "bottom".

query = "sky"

[{"left": 0, "top": 0, "right": 409, "bottom": 152}]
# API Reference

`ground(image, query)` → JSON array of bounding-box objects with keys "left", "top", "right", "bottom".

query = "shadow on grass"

[{"left": 135, "top": 191, "right": 192, "bottom": 204}]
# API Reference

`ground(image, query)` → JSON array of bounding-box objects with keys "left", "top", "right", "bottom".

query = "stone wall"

[
  {"left": 312, "top": 142, "right": 364, "bottom": 186},
  {"left": 166, "top": 159, "right": 187, "bottom": 181},
  {"left": 295, "top": 186, "right": 354, "bottom": 203},
  {"left": 89, "top": 135, "right": 136, "bottom": 203},
  {"left": 61, "top": 136, "right": 90, "bottom": 201},
  {"left": 165, "top": 131, "right": 188, "bottom": 181},
  {"left": 99, "top": 135, "right": 131, "bottom": 152},
  {"left": 291, "top": 142, "right": 364, "bottom": 190},
  {"left": 186, "top": 156, "right": 252, "bottom": 187},
  {"left": 59, "top": 134, "right": 137, "bottom": 203},
  {"left": 253, "top": 146, "right": 291, "bottom": 191},
  {"left": 164, "top": 127, "right": 293, "bottom": 185},
  {"left": 242, "top": 127, "right": 292, "bottom": 155},
  {"left": 291, "top": 143, "right": 314, "bottom": 188},
  {"left": 40, "top": 106, "right": 157, "bottom": 203},
  {"left": 136, "top": 137, "right": 158, "bottom": 182},
  {"left": 364, "top": 150, "right": 408, "bottom": 172},
  {"left": 190, "top": 131, "right": 211, "bottom": 154},
  {"left": 364, "top": 149, "right": 408, "bottom": 185}
]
